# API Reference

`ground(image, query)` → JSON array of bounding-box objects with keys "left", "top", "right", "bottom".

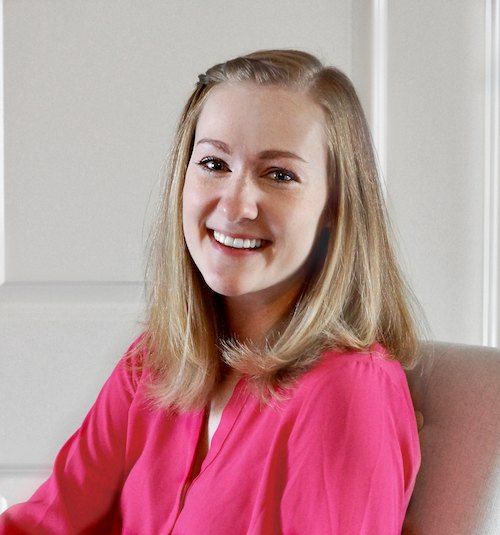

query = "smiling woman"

[
  {"left": 0, "top": 49, "right": 431, "bottom": 534},
  {"left": 182, "top": 81, "right": 331, "bottom": 341}
]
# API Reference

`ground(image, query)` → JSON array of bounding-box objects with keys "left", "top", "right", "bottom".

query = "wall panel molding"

[
  {"left": 0, "top": 281, "right": 143, "bottom": 314},
  {"left": 371, "top": 0, "right": 388, "bottom": 199},
  {"left": 0, "top": 0, "right": 4, "bottom": 285},
  {"left": 483, "top": 0, "right": 500, "bottom": 347},
  {"left": 0, "top": 281, "right": 144, "bottom": 509}
]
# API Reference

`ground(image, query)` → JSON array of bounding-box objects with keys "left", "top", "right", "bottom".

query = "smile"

[
  {"left": 208, "top": 229, "right": 271, "bottom": 256},
  {"left": 214, "top": 230, "right": 263, "bottom": 249}
]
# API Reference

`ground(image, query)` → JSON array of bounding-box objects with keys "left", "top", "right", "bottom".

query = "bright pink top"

[{"left": 0, "top": 335, "right": 421, "bottom": 534}]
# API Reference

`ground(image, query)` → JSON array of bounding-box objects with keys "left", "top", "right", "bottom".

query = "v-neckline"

[
  {"left": 187, "top": 375, "right": 249, "bottom": 483},
  {"left": 174, "top": 376, "right": 250, "bottom": 521}
]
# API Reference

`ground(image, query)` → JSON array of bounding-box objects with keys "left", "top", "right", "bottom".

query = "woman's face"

[{"left": 182, "top": 81, "right": 330, "bottom": 303}]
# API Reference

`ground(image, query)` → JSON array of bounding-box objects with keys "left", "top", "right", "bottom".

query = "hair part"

[{"left": 127, "top": 48, "right": 433, "bottom": 415}]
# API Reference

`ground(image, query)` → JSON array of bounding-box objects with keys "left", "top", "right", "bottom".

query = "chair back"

[{"left": 403, "top": 341, "right": 500, "bottom": 534}]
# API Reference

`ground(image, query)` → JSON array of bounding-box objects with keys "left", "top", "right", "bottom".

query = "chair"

[{"left": 402, "top": 341, "right": 500, "bottom": 534}]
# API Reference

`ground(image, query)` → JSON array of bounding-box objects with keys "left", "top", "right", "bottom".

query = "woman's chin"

[
  {"left": 203, "top": 277, "right": 255, "bottom": 297},
  {"left": 209, "top": 285, "right": 251, "bottom": 298}
]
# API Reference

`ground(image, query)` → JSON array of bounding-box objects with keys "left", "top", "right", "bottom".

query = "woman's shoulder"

[
  {"left": 287, "top": 341, "right": 417, "bottom": 435},
  {"left": 114, "top": 331, "right": 149, "bottom": 394},
  {"left": 313, "top": 341, "right": 407, "bottom": 388},
  {"left": 290, "top": 341, "right": 411, "bottom": 408}
]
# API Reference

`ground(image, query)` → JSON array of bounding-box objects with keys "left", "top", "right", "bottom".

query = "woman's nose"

[{"left": 218, "top": 175, "right": 259, "bottom": 222}]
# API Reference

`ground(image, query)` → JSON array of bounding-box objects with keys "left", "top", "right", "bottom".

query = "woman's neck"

[{"left": 222, "top": 276, "right": 305, "bottom": 348}]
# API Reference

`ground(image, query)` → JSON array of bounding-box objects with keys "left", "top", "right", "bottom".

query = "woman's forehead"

[
  {"left": 198, "top": 81, "right": 323, "bottom": 123},
  {"left": 194, "top": 83, "right": 328, "bottom": 163}
]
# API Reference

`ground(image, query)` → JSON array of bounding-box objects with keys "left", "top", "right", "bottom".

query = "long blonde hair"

[{"left": 129, "top": 49, "right": 433, "bottom": 414}]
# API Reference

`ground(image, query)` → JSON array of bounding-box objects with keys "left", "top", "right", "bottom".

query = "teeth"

[{"left": 213, "top": 230, "right": 263, "bottom": 249}]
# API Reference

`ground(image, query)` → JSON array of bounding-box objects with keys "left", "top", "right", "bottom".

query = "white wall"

[
  {"left": 1, "top": 0, "right": 498, "bottom": 509},
  {"left": 387, "top": 1, "right": 489, "bottom": 345}
]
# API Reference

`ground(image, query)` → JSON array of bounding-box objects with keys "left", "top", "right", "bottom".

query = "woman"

[{"left": 0, "top": 49, "right": 430, "bottom": 534}]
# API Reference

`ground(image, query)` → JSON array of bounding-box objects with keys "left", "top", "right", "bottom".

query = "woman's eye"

[
  {"left": 196, "top": 157, "right": 297, "bottom": 184},
  {"left": 196, "top": 157, "right": 227, "bottom": 173},
  {"left": 268, "top": 169, "right": 296, "bottom": 183}
]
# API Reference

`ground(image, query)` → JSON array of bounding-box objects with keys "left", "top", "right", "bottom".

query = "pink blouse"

[{"left": 0, "top": 335, "right": 421, "bottom": 534}]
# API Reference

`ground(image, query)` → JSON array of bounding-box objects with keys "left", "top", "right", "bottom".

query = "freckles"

[
  {"left": 185, "top": 174, "right": 217, "bottom": 197},
  {"left": 184, "top": 192, "right": 216, "bottom": 219},
  {"left": 183, "top": 182, "right": 204, "bottom": 206}
]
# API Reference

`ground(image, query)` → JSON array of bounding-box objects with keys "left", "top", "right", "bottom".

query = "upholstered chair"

[{"left": 402, "top": 341, "right": 500, "bottom": 534}]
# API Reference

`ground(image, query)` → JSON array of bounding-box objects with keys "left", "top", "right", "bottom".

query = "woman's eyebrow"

[{"left": 195, "top": 138, "right": 309, "bottom": 164}]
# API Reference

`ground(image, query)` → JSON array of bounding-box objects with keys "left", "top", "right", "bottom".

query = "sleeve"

[
  {"left": 281, "top": 356, "right": 421, "bottom": 535},
  {"left": 0, "top": 333, "right": 146, "bottom": 535}
]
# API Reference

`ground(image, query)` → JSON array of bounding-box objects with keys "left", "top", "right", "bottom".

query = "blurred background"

[{"left": 0, "top": 0, "right": 497, "bottom": 509}]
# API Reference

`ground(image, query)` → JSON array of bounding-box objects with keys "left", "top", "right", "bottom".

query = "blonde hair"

[{"left": 129, "top": 48, "right": 433, "bottom": 414}]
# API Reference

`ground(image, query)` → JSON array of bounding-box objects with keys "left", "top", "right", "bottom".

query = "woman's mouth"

[{"left": 208, "top": 229, "right": 272, "bottom": 256}]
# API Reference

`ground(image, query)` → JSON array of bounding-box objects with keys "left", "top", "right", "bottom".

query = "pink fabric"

[{"left": 0, "top": 335, "right": 421, "bottom": 534}]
